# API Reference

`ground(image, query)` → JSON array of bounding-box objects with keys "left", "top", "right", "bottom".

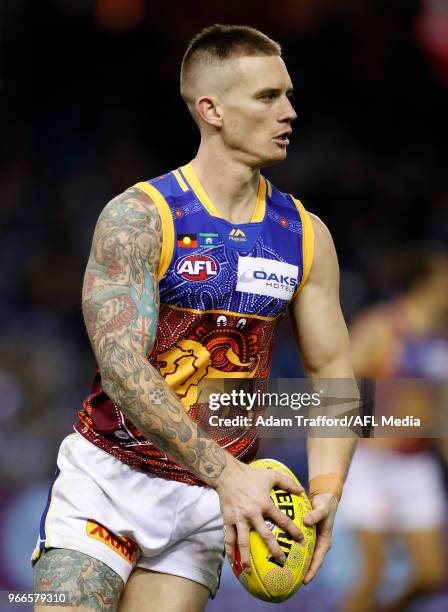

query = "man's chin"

[
  {"left": 242, "top": 147, "right": 288, "bottom": 169},
  {"left": 259, "top": 148, "right": 288, "bottom": 167}
]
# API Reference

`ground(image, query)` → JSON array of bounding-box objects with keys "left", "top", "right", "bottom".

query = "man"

[
  {"left": 341, "top": 246, "right": 448, "bottom": 612},
  {"left": 33, "top": 25, "right": 356, "bottom": 611}
]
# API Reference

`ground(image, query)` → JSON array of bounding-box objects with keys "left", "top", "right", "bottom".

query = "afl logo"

[{"left": 176, "top": 255, "right": 220, "bottom": 281}]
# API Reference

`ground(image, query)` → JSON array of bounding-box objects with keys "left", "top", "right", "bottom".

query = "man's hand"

[
  {"left": 216, "top": 461, "right": 305, "bottom": 573},
  {"left": 303, "top": 492, "right": 338, "bottom": 584}
]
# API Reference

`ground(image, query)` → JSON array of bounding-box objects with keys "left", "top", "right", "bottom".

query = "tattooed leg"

[{"left": 33, "top": 548, "right": 123, "bottom": 612}]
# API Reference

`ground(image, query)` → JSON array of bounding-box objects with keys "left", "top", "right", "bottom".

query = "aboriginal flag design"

[{"left": 177, "top": 233, "right": 197, "bottom": 248}]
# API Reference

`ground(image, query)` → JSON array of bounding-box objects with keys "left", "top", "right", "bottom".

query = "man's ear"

[{"left": 196, "top": 96, "right": 223, "bottom": 127}]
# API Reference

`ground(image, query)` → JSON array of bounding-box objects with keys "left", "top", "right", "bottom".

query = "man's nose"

[{"left": 280, "top": 96, "right": 297, "bottom": 122}]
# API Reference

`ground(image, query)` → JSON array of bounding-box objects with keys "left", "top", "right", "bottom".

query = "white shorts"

[
  {"left": 32, "top": 433, "right": 225, "bottom": 596},
  {"left": 339, "top": 444, "right": 447, "bottom": 532}
]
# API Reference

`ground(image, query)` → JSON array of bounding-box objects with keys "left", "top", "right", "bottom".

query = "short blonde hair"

[{"left": 180, "top": 24, "right": 281, "bottom": 104}]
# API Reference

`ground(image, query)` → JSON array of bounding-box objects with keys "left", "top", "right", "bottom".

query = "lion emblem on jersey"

[{"left": 153, "top": 309, "right": 275, "bottom": 409}]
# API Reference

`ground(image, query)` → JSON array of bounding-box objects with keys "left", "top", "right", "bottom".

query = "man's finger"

[
  {"left": 235, "top": 521, "right": 252, "bottom": 573},
  {"left": 223, "top": 523, "right": 237, "bottom": 566},
  {"left": 266, "top": 505, "right": 304, "bottom": 544},
  {"left": 252, "top": 517, "right": 286, "bottom": 564},
  {"left": 271, "top": 471, "right": 304, "bottom": 496},
  {"left": 303, "top": 506, "right": 329, "bottom": 526},
  {"left": 303, "top": 536, "right": 332, "bottom": 584}
]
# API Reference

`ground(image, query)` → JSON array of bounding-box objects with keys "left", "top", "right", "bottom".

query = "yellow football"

[{"left": 232, "top": 458, "right": 316, "bottom": 603}]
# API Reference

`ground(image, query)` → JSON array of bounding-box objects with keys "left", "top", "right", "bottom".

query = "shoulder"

[
  {"left": 306, "top": 213, "right": 339, "bottom": 285},
  {"left": 98, "top": 187, "right": 160, "bottom": 226},
  {"left": 96, "top": 165, "right": 182, "bottom": 229},
  {"left": 92, "top": 187, "right": 163, "bottom": 253},
  {"left": 91, "top": 188, "right": 163, "bottom": 268},
  {"left": 309, "top": 213, "right": 334, "bottom": 252}
]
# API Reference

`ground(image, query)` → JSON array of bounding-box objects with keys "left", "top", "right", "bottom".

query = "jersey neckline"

[{"left": 179, "top": 161, "right": 267, "bottom": 224}]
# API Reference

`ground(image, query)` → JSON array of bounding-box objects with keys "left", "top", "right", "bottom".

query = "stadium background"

[{"left": 0, "top": 0, "right": 447, "bottom": 610}]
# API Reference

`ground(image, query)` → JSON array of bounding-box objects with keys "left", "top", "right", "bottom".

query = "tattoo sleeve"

[{"left": 82, "top": 189, "right": 228, "bottom": 485}]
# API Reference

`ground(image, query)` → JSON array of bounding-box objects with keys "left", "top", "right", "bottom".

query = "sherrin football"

[{"left": 232, "top": 458, "right": 316, "bottom": 603}]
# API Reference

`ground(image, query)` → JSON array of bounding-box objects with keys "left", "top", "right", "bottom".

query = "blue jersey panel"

[{"left": 148, "top": 170, "right": 305, "bottom": 319}]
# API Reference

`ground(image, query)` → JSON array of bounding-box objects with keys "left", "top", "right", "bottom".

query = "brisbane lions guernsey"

[{"left": 76, "top": 162, "right": 314, "bottom": 485}]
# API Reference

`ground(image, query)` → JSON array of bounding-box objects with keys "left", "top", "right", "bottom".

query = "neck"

[{"left": 192, "top": 140, "right": 261, "bottom": 224}]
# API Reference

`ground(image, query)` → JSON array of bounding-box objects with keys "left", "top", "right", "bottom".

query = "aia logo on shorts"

[{"left": 176, "top": 255, "right": 220, "bottom": 281}]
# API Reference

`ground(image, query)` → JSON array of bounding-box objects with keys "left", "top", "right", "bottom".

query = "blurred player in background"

[
  {"left": 32, "top": 25, "right": 357, "bottom": 611},
  {"left": 341, "top": 246, "right": 448, "bottom": 612}
]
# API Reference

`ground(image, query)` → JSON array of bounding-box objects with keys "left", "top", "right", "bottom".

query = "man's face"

[{"left": 218, "top": 55, "right": 297, "bottom": 167}]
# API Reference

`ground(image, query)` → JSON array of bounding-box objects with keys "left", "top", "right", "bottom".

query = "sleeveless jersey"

[{"left": 76, "top": 162, "right": 314, "bottom": 485}]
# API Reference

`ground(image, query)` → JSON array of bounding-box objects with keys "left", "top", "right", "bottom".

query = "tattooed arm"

[
  {"left": 82, "top": 188, "right": 228, "bottom": 482},
  {"left": 83, "top": 188, "right": 303, "bottom": 571}
]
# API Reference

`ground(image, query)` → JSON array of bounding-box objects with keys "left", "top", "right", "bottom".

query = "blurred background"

[{"left": 1, "top": 0, "right": 447, "bottom": 610}]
